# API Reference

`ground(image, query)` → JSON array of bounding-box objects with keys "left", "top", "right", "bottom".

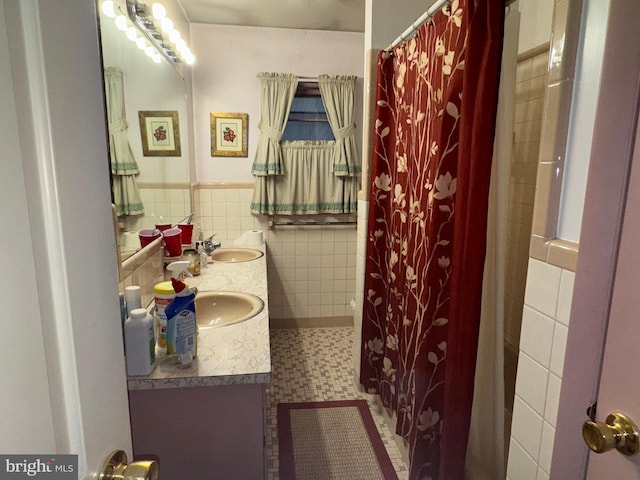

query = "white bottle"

[
  {"left": 124, "top": 308, "right": 156, "bottom": 376},
  {"left": 166, "top": 260, "right": 193, "bottom": 280},
  {"left": 124, "top": 285, "right": 142, "bottom": 315}
]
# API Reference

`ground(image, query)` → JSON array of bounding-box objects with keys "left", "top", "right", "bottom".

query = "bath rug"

[{"left": 277, "top": 399, "right": 398, "bottom": 480}]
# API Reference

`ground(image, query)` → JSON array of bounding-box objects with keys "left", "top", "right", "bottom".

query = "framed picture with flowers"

[
  {"left": 138, "top": 110, "right": 181, "bottom": 156},
  {"left": 210, "top": 112, "right": 248, "bottom": 157}
]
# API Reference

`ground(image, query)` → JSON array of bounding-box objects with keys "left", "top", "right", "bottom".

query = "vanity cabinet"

[
  {"left": 129, "top": 383, "right": 266, "bottom": 479},
  {"left": 125, "top": 244, "right": 271, "bottom": 479}
]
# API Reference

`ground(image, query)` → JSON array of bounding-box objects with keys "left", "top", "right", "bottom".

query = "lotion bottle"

[{"left": 124, "top": 308, "right": 156, "bottom": 376}]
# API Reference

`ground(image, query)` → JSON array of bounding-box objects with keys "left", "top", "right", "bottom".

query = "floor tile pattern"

[{"left": 266, "top": 327, "right": 409, "bottom": 479}]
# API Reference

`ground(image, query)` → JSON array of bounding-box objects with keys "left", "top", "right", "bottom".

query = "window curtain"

[
  {"left": 359, "top": 2, "right": 503, "bottom": 480},
  {"left": 318, "top": 75, "right": 361, "bottom": 176},
  {"left": 251, "top": 141, "right": 357, "bottom": 214},
  {"left": 251, "top": 73, "right": 299, "bottom": 176},
  {"left": 104, "top": 67, "right": 144, "bottom": 216},
  {"left": 250, "top": 73, "right": 360, "bottom": 215}
]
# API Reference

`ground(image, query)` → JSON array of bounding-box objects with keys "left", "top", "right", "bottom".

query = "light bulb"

[
  {"left": 101, "top": 1, "right": 116, "bottom": 18},
  {"left": 160, "top": 17, "right": 173, "bottom": 33},
  {"left": 136, "top": 37, "right": 147, "bottom": 50},
  {"left": 152, "top": 53, "right": 162, "bottom": 63},
  {"left": 184, "top": 53, "right": 195, "bottom": 65},
  {"left": 114, "top": 15, "right": 128, "bottom": 31},
  {"left": 145, "top": 46, "right": 155, "bottom": 57},
  {"left": 175, "top": 38, "right": 186, "bottom": 52},
  {"left": 168, "top": 29, "right": 180, "bottom": 44},
  {"left": 126, "top": 27, "right": 138, "bottom": 41},
  {"left": 151, "top": 3, "right": 166, "bottom": 20}
]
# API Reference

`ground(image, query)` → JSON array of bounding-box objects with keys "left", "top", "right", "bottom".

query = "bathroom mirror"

[{"left": 97, "top": 1, "right": 192, "bottom": 261}]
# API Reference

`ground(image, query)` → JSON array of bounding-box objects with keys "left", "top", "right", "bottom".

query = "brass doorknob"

[
  {"left": 582, "top": 412, "right": 640, "bottom": 456},
  {"left": 100, "top": 450, "right": 158, "bottom": 480}
]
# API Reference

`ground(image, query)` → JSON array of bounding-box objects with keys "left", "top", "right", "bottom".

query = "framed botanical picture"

[
  {"left": 138, "top": 110, "right": 181, "bottom": 156},
  {"left": 210, "top": 112, "right": 248, "bottom": 157}
]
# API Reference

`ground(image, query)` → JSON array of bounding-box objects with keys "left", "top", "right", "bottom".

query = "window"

[{"left": 281, "top": 82, "right": 334, "bottom": 141}]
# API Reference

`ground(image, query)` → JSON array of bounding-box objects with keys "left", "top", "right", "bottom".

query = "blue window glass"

[{"left": 282, "top": 96, "right": 334, "bottom": 141}]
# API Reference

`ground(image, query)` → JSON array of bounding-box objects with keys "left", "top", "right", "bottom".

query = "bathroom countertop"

[{"left": 126, "top": 244, "right": 271, "bottom": 391}]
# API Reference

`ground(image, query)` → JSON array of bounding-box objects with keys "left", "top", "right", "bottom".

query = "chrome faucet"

[{"left": 202, "top": 234, "right": 221, "bottom": 255}]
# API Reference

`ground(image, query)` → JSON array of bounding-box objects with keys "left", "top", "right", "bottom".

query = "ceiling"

[{"left": 177, "top": 0, "right": 366, "bottom": 33}]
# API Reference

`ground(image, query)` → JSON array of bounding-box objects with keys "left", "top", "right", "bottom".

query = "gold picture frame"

[
  {"left": 138, "top": 110, "right": 181, "bottom": 156},
  {"left": 210, "top": 112, "right": 248, "bottom": 157}
]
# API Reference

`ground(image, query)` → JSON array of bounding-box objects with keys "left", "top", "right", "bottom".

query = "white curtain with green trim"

[
  {"left": 251, "top": 141, "right": 358, "bottom": 214},
  {"left": 104, "top": 67, "right": 144, "bottom": 216},
  {"left": 250, "top": 73, "right": 360, "bottom": 215},
  {"left": 251, "top": 73, "right": 299, "bottom": 176},
  {"left": 318, "top": 75, "right": 361, "bottom": 177}
]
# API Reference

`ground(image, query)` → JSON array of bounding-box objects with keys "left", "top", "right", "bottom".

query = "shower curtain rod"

[
  {"left": 385, "top": 0, "right": 450, "bottom": 51},
  {"left": 385, "top": 0, "right": 516, "bottom": 52}
]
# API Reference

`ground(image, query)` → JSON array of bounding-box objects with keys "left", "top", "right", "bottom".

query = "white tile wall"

[
  {"left": 507, "top": 439, "right": 538, "bottom": 480},
  {"left": 195, "top": 185, "right": 358, "bottom": 320},
  {"left": 523, "top": 259, "right": 562, "bottom": 318},
  {"left": 507, "top": 259, "right": 574, "bottom": 480}
]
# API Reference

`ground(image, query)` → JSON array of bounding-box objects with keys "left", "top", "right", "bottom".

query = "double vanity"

[{"left": 127, "top": 244, "right": 270, "bottom": 479}]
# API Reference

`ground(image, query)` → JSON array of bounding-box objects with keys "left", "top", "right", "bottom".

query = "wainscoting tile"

[{"left": 520, "top": 306, "right": 555, "bottom": 367}]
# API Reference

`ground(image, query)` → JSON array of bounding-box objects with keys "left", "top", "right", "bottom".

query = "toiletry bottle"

[
  {"left": 124, "top": 285, "right": 142, "bottom": 315},
  {"left": 183, "top": 248, "right": 201, "bottom": 276},
  {"left": 165, "top": 278, "right": 197, "bottom": 365},
  {"left": 124, "top": 308, "right": 156, "bottom": 376},
  {"left": 166, "top": 260, "right": 193, "bottom": 280},
  {"left": 118, "top": 292, "right": 127, "bottom": 353},
  {"left": 197, "top": 242, "right": 208, "bottom": 270},
  {"left": 153, "top": 281, "right": 175, "bottom": 354}
]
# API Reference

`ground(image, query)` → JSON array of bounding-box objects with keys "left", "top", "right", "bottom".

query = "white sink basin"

[
  {"left": 195, "top": 291, "right": 264, "bottom": 328},
  {"left": 210, "top": 248, "right": 264, "bottom": 263}
]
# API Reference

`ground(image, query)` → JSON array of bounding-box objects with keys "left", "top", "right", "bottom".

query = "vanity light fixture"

[
  {"left": 101, "top": 0, "right": 117, "bottom": 18},
  {"left": 125, "top": 0, "right": 195, "bottom": 65}
]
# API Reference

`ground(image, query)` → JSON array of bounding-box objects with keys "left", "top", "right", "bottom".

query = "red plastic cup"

[
  {"left": 178, "top": 223, "right": 194, "bottom": 245},
  {"left": 139, "top": 229, "right": 161, "bottom": 248},
  {"left": 155, "top": 223, "right": 172, "bottom": 232},
  {"left": 162, "top": 228, "right": 182, "bottom": 257}
]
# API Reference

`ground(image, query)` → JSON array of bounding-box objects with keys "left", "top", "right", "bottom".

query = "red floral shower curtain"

[{"left": 360, "top": 2, "right": 503, "bottom": 479}]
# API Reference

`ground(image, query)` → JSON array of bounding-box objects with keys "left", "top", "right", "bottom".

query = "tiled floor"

[{"left": 265, "top": 327, "right": 409, "bottom": 479}]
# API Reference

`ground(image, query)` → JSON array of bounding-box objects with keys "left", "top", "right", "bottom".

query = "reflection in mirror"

[{"left": 98, "top": 1, "right": 191, "bottom": 261}]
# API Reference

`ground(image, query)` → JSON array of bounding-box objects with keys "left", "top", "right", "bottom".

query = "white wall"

[
  {"left": 189, "top": 24, "right": 363, "bottom": 320},
  {"left": 190, "top": 23, "right": 364, "bottom": 183},
  {"left": 365, "top": 0, "right": 426, "bottom": 51},
  {"left": 517, "top": 0, "right": 554, "bottom": 54}
]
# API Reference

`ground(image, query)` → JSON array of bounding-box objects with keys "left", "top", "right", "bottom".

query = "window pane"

[{"left": 282, "top": 96, "right": 334, "bottom": 141}]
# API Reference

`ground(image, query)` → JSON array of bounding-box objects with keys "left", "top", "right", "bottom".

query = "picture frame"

[
  {"left": 138, "top": 110, "right": 181, "bottom": 156},
  {"left": 210, "top": 112, "right": 248, "bottom": 157}
]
